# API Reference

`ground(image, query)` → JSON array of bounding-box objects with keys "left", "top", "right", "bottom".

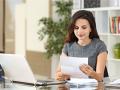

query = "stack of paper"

[
  {"left": 109, "top": 79, "right": 120, "bottom": 85},
  {"left": 68, "top": 78, "right": 97, "bottom": 85},
  {"left": 67, "top": 78, "right": 97, "bottom": 89},
  {"left": 104, "top": 79, "right": 120, "bottom": 89}
]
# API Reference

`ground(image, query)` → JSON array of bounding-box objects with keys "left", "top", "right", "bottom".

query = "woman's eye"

[
  {"left": 82, "top": 26, "right": 87, "bottom": 29},
  {"left": 74, "top": 26, "right": 79, "bottom": 29}
]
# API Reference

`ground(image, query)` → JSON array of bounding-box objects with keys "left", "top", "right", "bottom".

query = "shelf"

[
  {"left": 98, "top": 33, "right": 120, "bottom": 37},
  {"left": 73, "top": 7, "right": 120, "bottom": 11},
  {"left": 72, "top": 7, "right": 120, "bottom": 15},
  {"left": 99, "top": 33, "right": 108, "bottom": 36},
  {"left": 109, "top": 33, "right": 120, "bottom": 36},
  {"left": 83, "top": 7, "right": 120, "bottom": 11},
  {"left": 109, "top": 58, "right": 120, "bottom": 61},
  {"left": 99, "top": 33, "right": 120, "bottom": 36}
]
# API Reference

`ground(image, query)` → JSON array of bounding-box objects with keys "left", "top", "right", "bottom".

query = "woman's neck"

[{"left": 78, "top": 38, "right": 91, "bottom": 46}]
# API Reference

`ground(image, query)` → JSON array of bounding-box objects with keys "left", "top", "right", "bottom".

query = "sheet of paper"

[
  {"left": 68, "top": 78, "right": 97, "bottom": 89},
  {"left": 110, "top": 79, "right": 120, "bottom": 84},
  {"left": 60, "top": 56, "right": 88, "bottom": 78},
  {"left": 68, "top": 78, "right": 97, "bottom": 85}
]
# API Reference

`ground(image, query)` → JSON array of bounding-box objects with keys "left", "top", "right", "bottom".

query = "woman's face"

[{"left": 74, "top": 18, "right": 91, "bottom": 41}]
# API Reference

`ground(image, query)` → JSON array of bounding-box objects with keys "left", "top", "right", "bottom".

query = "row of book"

[{"left": 110, "top": 16, "right": 120, "bottom": 34}]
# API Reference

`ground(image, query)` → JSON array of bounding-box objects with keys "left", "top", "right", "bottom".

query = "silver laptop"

[{"left": 0, "top": 54, "right": 36, "bottom": 84}]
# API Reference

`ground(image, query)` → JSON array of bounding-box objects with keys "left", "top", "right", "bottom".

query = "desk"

[
  {"left": 1, "top": 82, "right": 120, "bottom": 90},
  {"left": 0, "top": 83, "right": 36, "bottom": 90}
]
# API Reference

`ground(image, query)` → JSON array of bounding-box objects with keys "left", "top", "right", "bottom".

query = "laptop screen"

[{"left": 0, "top": 54, "right": 36, "bottom": 83}]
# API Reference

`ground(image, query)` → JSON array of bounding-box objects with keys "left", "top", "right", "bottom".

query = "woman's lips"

[{"left": 78, "top": 34, "right": 84, "bottom": 37}]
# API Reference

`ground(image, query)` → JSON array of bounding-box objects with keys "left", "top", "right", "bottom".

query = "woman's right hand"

[{"left": 55, "top": 71, "right": 70, "bottom": 81}]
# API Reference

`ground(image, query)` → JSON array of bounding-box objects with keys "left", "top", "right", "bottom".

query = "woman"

[{"left": 55, "top": 10, "right": 109, "bottom": 82}]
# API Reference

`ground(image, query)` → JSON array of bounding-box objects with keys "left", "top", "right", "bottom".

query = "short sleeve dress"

[{"left": 62, "top": 38, "right": 108, "bottom": 77}]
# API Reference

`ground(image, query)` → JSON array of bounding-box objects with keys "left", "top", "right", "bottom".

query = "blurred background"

[
  {"left": 0, "top": 0, "right": 52, "bottom": 80},
  {"left": 1, "top": 0, "right": 120, "bottom": 81}
]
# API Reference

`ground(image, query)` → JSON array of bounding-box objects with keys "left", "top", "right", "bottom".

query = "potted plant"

[
  {"left": 113, "top": 43, "right": 120, "bottom": 59},
  {"left": 37, "top": 0, "right": 73, "bottom": 58}
]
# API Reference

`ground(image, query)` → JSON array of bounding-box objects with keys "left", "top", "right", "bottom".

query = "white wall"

[
  {"left": 15, "top": 0, "right": 50, "bottom": 55},
  {"left": 26, "top": 0, "right": 50, "bottom": 52},
  {"left": 15, "top": 4, "right": 26, "bottom": 56}
]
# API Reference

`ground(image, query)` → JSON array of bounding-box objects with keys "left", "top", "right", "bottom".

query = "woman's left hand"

[{"left": 79, "top": 64, "right": 94, "bottom": 76}]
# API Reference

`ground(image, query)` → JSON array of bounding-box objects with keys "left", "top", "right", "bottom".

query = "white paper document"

[
  {"left": 68, "top": 78, "right": 97, "bottom": 90},
  {"left": 68, "top": 78, "right": 97, "bottom": 85},
  {"left": 110, "top": 79, "right": 120, "bottom": 85},
  {"left": 60, "top": 56, "right": 88, "bottom": 78}
]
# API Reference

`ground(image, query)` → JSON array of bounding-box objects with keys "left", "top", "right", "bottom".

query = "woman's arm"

[
  {"left": 94, "top": 51, "right": 108, "bottom": 81},
  {"left": 80, "top": 52, "right": 107, "bottom": 82}
]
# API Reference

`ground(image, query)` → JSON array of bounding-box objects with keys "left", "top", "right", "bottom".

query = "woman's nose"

[
  {"left": 77, "top": 31, "right": 81, "bottom": 35},
  {"left": 77, "top": 28, "right": 83, "bottom": 34}
]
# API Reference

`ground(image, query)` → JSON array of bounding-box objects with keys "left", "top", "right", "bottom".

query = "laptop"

[
  {"left": 0, "top": 54, "right": 36, "bottom": 85},
  {"left": 0, "top": 54, "right": 67, "bottom": 87}
]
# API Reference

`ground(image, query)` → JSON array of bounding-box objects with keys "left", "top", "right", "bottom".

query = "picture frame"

[{"left": 84, "top": 0, "right": 100, "bottom": 8}]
